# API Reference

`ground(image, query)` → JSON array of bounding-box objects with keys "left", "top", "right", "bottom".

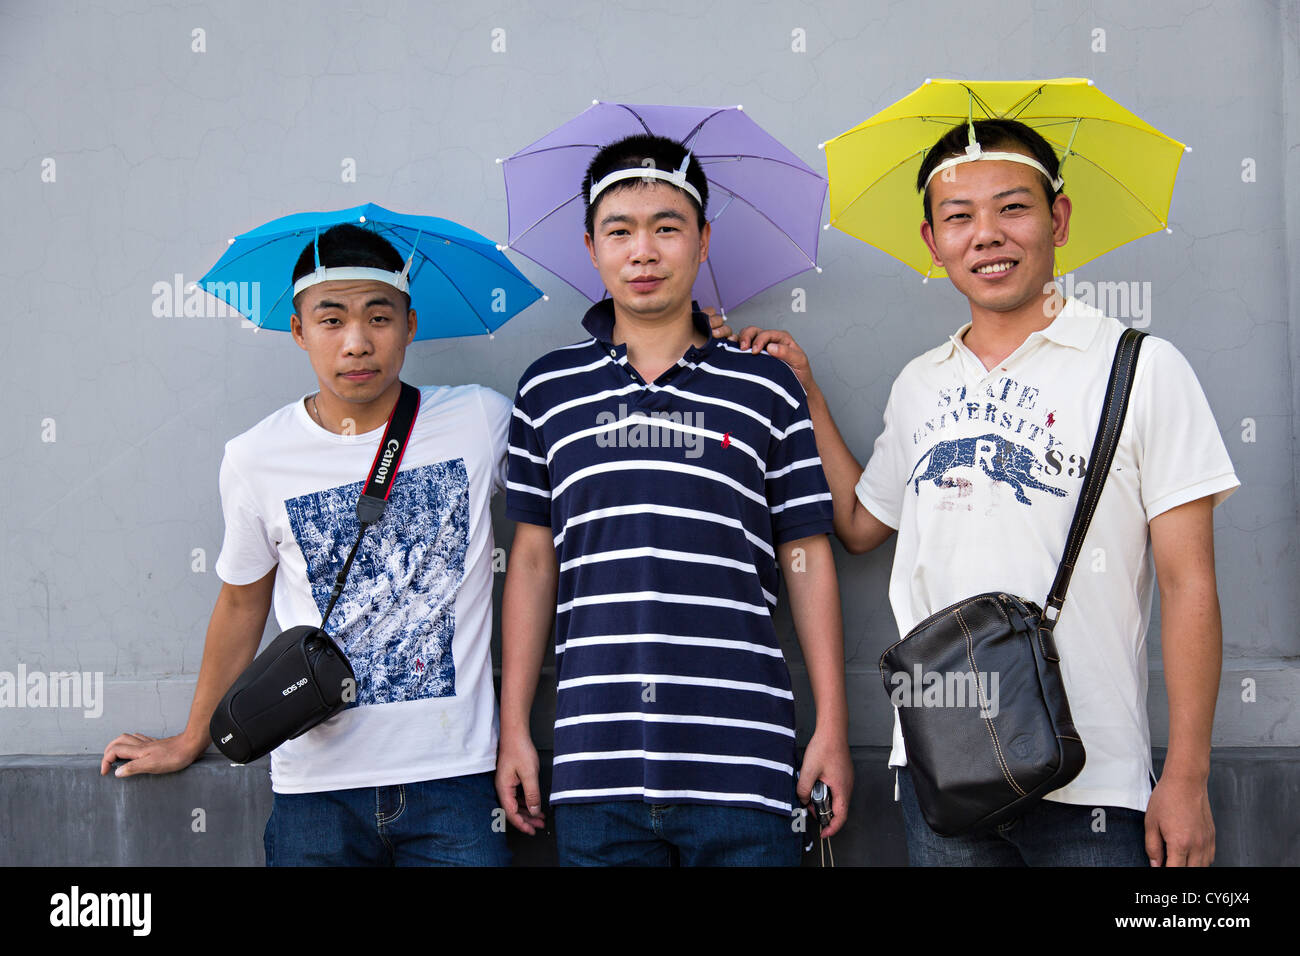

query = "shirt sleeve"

[
  {"left": 476, "top": 386, "right": 514, "bottom": 496},
  {"left": 504, "top": 377, "right": 553, "bottom": 527},
  {"left": 212, "top": 446, "right": 279, "bottom": 585},
  {"left": 854, "top": 377, "right": 907, "bottom": 530},
  {"left": 1130, "top": 337, "right": 1240, "bottom": 520},
  {"left": 766, "top": 365, "right": 834, "bottom": 545}
]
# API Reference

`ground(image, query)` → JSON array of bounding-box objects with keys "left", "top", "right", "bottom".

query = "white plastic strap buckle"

[
  {"left": 588, "top": 152, "right": 703, "bottom": 207},
  {"left": 923, "top": 140, "right": 1065, "bottom": 192}
]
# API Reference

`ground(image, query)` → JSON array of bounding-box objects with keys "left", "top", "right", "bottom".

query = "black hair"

[
  {"left": 290, "top": 222, "right": 410, "bottom": 311},
  {"left": 916, "top": 118, "right": 1063, "bottom": 227},
  {"left": 582, "top": 133, "right": 709, "bottom": 236}
]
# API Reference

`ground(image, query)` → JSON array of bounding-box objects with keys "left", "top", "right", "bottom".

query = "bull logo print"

[{"left": 909, "top": 434, "right": 1066, "bottom": 506}]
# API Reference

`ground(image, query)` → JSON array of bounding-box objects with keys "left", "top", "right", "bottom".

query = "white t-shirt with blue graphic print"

[{"left": 215, "top": 384, "right": 511, "bottom": 794}]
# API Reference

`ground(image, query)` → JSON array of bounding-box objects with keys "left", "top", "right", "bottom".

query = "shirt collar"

[
  {"left": 928, "top": 295, "right": 1100, "bottom": 363},
  {"left": 580, "top": 298, "right": 718, "bottom": 358}
]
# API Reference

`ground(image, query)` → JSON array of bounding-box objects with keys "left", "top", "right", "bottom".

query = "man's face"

[
  {"left": 584, "top": 181, "right": 710, "bottom": 322},
  {"left": 290, "top": 279, "right": 416, "bottom": 406},
  {"left": 920, "top": 155, "right": 1071, "bottom": 315}
]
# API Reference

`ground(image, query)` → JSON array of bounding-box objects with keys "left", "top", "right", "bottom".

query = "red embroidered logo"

[
  {"left": 721, "top": 432, "right": 731, "bottom": 448},
  {"left": 1046, "top": 411, "right": 1056, "bottom": 428},
  {"left": 414, "top": 658, "right": 424, "bottom": 672}
]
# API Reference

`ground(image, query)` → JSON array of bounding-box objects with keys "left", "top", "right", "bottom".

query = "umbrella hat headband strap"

[
  {"left": 292, "top": 266, "right": 411, "bottom": 297},
  {"left": 588, "top": 151, "right": 703, "bottom": 208},
  {"left": 294, "top": 223, "right": 417, "bottom": 297},
  {"left": 923, "top": 140, "right": 1065, "bottom": 193}
]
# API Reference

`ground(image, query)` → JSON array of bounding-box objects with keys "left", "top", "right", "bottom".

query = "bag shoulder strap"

[
  {"left": 321, "top": 382, "right": 421, "bottom": 628},
  {"left": 1041, "top": 328, "right": 1145, "bottom": 631}
]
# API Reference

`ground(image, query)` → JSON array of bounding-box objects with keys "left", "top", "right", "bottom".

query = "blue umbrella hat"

[{"left": 197, "top": 203, "right": 544, "bottom": 340}]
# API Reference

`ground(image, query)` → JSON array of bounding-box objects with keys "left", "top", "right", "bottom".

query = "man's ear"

[
  {"left": 406, "top": 308, "right": 417, "bottom": 345},
  {"left": 698, "top": 220, "right": 711, "bottom": 264},
  {"left": 1051, "top": 193, "right": 1072, "bottom": 248},
  {"left": 290, "top": 313, "right": 308, "bottom": 350},
  {"left": 584, "top": 232, "right": 597, "bottom": 269},
  {"left": 920, "top": 220, "right": 944, "bottom": 269}
]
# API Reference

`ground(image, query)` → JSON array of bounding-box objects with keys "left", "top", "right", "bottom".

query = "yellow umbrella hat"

[{"left": 821, "top": 78, "right": 1190, "bottom": 278}]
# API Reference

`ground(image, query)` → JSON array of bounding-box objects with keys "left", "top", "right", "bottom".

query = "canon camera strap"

[{"left": 319, "top": 382, "right": 421, "bottom": 629}]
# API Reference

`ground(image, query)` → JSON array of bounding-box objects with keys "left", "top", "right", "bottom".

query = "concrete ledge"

[{"left": 2, "top": 748, "right": 1295, "bottom": 866}]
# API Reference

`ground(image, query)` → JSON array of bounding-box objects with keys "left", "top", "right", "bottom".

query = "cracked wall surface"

[{"left": 2, "top": 1, "right": 1296, "bottom": 770}]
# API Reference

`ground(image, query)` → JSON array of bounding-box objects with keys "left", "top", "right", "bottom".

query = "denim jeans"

[
  {"left": 897, "top": 766, "right": 1148, "bottom": 866},
  {"left": 263, "top": 771, "right": 509, "bottom": 866},
  {"left": 554, "top": 799, "right": 803, "bottom": 867}
]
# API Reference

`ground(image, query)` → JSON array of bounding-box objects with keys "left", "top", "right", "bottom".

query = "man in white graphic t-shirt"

[
  {"left": 737, "top": 118, "right": 1239, "bottom": 866},
  {"left": 100, "top": 223, "right": 512, "bottom": 865}
]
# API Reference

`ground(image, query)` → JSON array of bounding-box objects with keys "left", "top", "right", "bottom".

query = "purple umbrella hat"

[{"left": 500, "top": 101, "right": 827, "bottom": 315}]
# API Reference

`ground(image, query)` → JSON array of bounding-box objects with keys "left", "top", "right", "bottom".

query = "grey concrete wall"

[
  {"left": 1, "top": 0, "right": 1296, "bottom": 863},
  {"left": 5, "top": 748, "right": 1295, "bottom": 866}
]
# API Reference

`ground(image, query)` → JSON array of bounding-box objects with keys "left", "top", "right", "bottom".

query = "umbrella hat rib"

[
  {"left": 700, "top": 256, "right": 726, "bottom": 317},
  {"left": 1057, "top": 147, "right": 1176, "bottom": 228},
  {"left": 509, "top": 191, "right": 582, "bottom": 248},
  {"left": 830, "top": 149, "right": 927, "bottom": 228},
  {"left": 259, "top": 280, "right": 295, "bottom": 328},
  {"left": 678, "top": 107, "right": 738, "bottom": 149},
  {"left": 708, "top": 180, "right": 820, "bottom": 266},
  {"left": 611, "top": 102, "right": 657, "bottom": 135},
  {"left": 696, "top": 152, "right": 826, "bottom": 179},
  {"left": 402, "top": 239, "right": 495, "bottom": 336},
  {"left": 507, "top": 142, "right": 605, "bottom": 161},
  {"left": 372, "top": 221, "right": 528, "bottom": 283}
]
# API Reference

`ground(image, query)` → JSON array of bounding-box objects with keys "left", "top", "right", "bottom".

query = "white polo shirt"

[{"left": 856, "top": 297, "right": 1239, "bottom": 811}]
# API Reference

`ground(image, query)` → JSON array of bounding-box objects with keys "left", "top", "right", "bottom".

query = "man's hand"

[
  {"left": 704, "top": 307, "right": 735, "bottom": 341},
  {"left": 498, "top": 520, "right": 558, "bottom": 836},
  {"left": 778, "top": 534, "right": 852, "bottom": 840},
  {"left": 796, "top": 729, "right": 854, "bottom": 840},
  {"left": 494, "top": 732, "right": 546, "bottom": 835},
  {"left": 100, "top": 732, "right": 206, "bottom": 777},
  {"left": 737, "top": 327, "right": 813, "bottom": 391},
  {"left": 1144, "top": 772, "right": 1215, "bottom": 866},
  {"left": 99, "top": 570, "right": 275, "bottom": 780},
  {"left": 1147, "top": 496, "right": 1222, "bottom": 867}
]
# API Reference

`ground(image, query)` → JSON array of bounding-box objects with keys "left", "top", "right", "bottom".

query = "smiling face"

[
  {"left": 290, "top": 279, "right": 416, "bottom": 422},
  {"left": 920, "top": 155, "right": 1071, "bottom": 321},
  {"left": 583, "top": 181, "right": 710, "bottom": 325}
]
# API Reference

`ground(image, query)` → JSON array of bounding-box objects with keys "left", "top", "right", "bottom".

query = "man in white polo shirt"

[{"left": 739, "top": 118, "right": 1238, "bottom": 866}]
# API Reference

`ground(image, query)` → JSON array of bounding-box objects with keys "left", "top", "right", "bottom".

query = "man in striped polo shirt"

[{"left": 496, "top": 134, "right": 852, "bottom": 865}]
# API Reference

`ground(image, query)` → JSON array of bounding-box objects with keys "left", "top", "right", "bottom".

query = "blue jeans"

[
  {"left": 554, "top": 800, "right": 803, "bottom": 866},
  {"left": 897, "top": 766, "right": 1148, "bottom": 866},
  {"left": 263, "top": 771, "right": 509, "bottom": 866}
]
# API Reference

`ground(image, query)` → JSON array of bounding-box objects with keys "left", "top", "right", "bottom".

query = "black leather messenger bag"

[
  {"left": 210, "top": 383, "right": 421, "bottom": 764},
  {"left": 879, "top": 329, "right": 1145, "bottom": 836}
]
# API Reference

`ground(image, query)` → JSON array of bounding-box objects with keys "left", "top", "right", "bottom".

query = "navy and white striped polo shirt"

[{"left": 506, "top": 300, "right": 833, "bottom": 815}]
